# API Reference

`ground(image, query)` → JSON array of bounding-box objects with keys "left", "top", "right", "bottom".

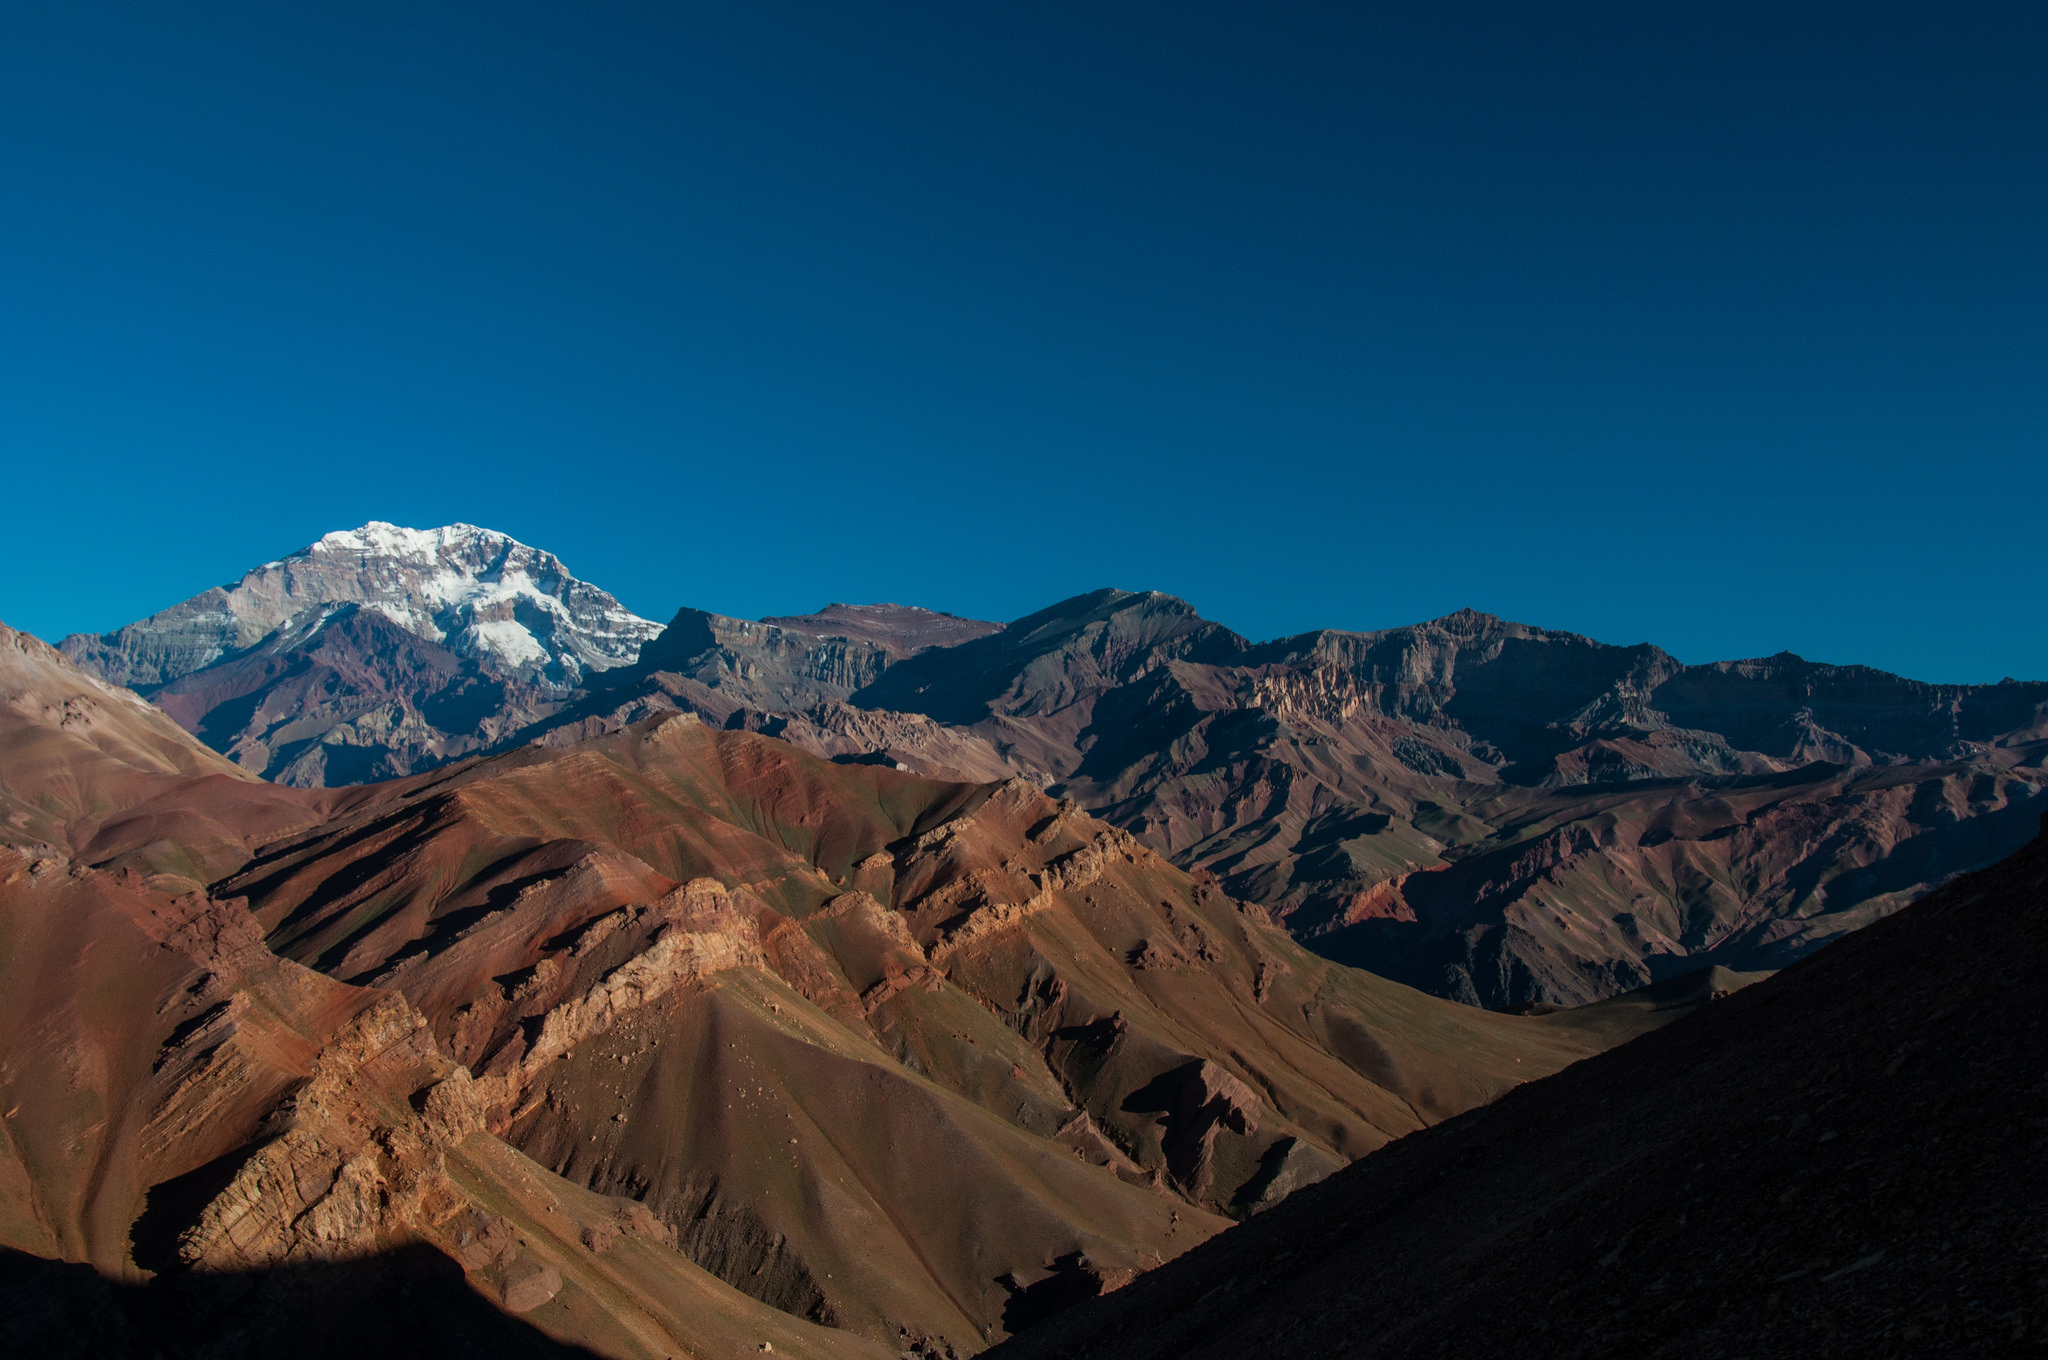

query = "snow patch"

[
  {"left": 361, "top": 602, "right": 442, "bottom": 642},
  {"left": 465, "top": 619, "right": 551, "bottom": 668}
]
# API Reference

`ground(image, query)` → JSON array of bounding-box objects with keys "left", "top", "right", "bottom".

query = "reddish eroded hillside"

[
  {"left": 0, "top": 654, "right": 925, "bottom": 1357},
  {"left": 0, "top": 618, "right": 362, "bottom": 888},
  {"left": 989, "top": 817, "right": 2048, "bottom": 1360},
  {"left": 0, "top": 629, "right": 1725, "bottom": 1357},
  {"left": 0, "top": 847, "right": 897, "bottom": 1360},
  {"left": 213, "top": 712, "right": 1681, "bottom": 1351},
  {"left": 0, "top": 846, "right": 369, "bottom": 1272}
]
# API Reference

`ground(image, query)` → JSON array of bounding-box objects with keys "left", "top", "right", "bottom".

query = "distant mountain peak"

[
  {"left": 1432, "top": 605, "right": 1504, "bottom": 629},
  {"left": 64, "top": 522, "right": 660, "bottom": 695},
  {"left": 55, "top": 522, "right": 664, "bottom": 783},
  {"left": 758, "top": 601, "right": 1003, "bottom": 657}
]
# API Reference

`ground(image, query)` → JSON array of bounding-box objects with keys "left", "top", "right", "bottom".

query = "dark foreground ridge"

[
  {"left": 0, "top": 1243, "right": 602, "bottom": 1360},
  {"left": 989, "top": 816, "right": 2048, "bottom": 1360}
]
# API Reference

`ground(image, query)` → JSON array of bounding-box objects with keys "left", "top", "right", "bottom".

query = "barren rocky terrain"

[
  {"left": 11, "top": 555, "right": 2042, "bottom": 1355},
  {"left": 1, "top": 617, "right": 1699, "bottom": 1356}
]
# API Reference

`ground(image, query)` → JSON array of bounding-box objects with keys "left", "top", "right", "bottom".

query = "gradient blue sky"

[{"left": 3, "top": 2, "right": 2042, "bottom": 681}]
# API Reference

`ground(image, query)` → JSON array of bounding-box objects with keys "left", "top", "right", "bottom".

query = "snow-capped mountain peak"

[{"left": 62, "top": 522, "right": 662, "bottom": 692}]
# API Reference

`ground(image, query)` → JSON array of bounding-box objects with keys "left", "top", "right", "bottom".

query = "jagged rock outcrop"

[
  {"left": 177, "top": 997, "right": 481, "bottom": 1270},
  {"left": 477, "top": 878, "right": 768, "bottom": 1100}
]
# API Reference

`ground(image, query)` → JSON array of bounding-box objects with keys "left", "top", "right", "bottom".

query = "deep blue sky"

[{"left": 3, "top": 3, "right": 2043, "bottom": 682}]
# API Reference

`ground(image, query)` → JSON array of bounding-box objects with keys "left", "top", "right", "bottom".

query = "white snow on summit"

[
  {"left": 66, "top": 521, "right": 664, "bottom": 691},
  {"left": 271, "top": 521, "right": 663, "bottom": 679}
]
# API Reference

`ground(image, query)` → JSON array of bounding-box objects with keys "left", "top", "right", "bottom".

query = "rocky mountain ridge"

[
  {"left": 50, "top": 526, "right": 2048, "bottom": 1010},
  {"left": 760, "top": 603, "right": 1006, "bottom": 658},
  {"left": 539, "top": 586, "right": 2048, "bottom": 1008}
]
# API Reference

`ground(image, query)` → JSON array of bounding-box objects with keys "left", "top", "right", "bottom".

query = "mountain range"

[
  {"left": 6, "top": 521, "right": 2042, "bottom": 1357},
  {"left": 56, "top": 523, "right": 2048, "bottom": 1010}
]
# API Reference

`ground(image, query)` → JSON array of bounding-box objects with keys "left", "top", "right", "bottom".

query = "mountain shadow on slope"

[{"left": 0, "top": 1245, "right": 604, "bottom": 1360}]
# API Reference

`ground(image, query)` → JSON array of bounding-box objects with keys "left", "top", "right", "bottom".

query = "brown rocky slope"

[
  {"left": 0, "top": 623, "right": 909, "bottom": 1358},
  {"left": 0, "top": 838, "right": 900, "bottom": 1360},
  {"left": 217, "top": 712, "right": 1697, "bottom": 1350}
]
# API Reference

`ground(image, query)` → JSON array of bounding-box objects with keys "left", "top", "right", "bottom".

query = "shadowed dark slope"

[
  {"left": 989, "top": 816, "right": 2048, "bottom": 1360},
  {"left": 853, "top": 590, "right": 1246, "bottom": 733},
  {"left": 0, "top": 1245, "right": 606, "bottom": 1360}
]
